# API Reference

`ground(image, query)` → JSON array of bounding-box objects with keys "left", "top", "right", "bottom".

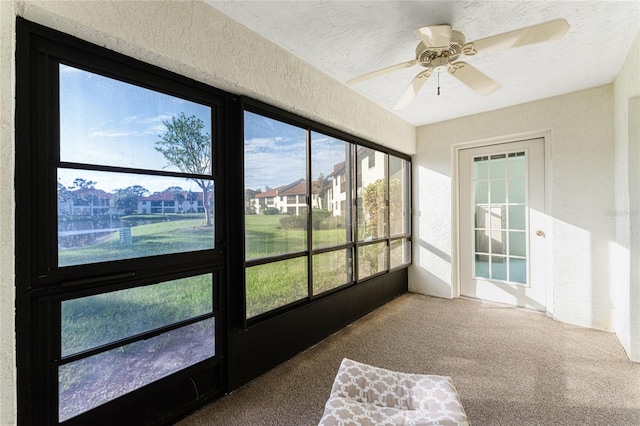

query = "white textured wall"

[
  {"left": 0, "top": 1, "right": 416, "bottom": 423},
  {"left": 613, "top": 31, "right": 640, "bottom": 362},
  {"left": 0, "top": 0, "right": 17, "bottom": 423},
  {"left": 410, "top": 84, "right": 617, "bottom": 332}
]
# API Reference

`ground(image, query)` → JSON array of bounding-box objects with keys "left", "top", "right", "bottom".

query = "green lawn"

[
  {"left": 244, "top": 214, "right": 352, "bottom": 317},
  {"left": 61, "top": 274, "right": 212, "bottom": 357},
  {"left": 59, "top": 214, "right": 357, "bottom": 344},
  {"left": 58, "top": 217, "right": 213, "bottom": 266}
]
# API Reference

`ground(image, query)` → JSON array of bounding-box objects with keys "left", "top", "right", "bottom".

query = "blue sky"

[
  {"left": 59, "top": 64, "right": 211, "bottom": 193},
  {"left": 243, "top": 111, "right": 348, "bottom": 191},
  {"left": 58, "top": 64, "right": 347, "bottom": 194}
]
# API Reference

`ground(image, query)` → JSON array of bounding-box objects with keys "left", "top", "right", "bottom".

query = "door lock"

[{"left": 536, "top": 230, "right": 546, "bottom": 237}]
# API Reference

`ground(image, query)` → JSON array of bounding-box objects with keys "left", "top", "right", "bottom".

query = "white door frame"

[{"left": 452, "top": 130, "right": 553, "bottom": 315}]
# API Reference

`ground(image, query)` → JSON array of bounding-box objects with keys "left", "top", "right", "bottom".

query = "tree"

[
  {"left": 57, "top": 180, "right": 73, "bottom": 215},
  {"left": 313, "top": 173, "right": 328, "bottom": 209},
  {"left": 164, "top": 186, "right": 186, "bottom": 212},
  {"left": 71, "top": 178, "right": 96, "bottom": 190},
  {"left": 113, "top": 185, "right": 148, "bottom": 215},
  {"left": 70, "top": 178, "right": 99, "bottom": 216},
  {"left": 362, "top": 178, "right": 387, "bottom": 239},
  {"left": 156, "top": 113, "right": 213, "bottom": 226}
]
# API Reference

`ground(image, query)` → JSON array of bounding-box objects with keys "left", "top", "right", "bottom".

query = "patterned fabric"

[{"left": 318, "top": 358, "right": 469, "bottom": 426}]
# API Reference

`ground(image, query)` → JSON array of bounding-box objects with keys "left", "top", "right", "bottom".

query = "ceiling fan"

[{"left": 347, "top": 19, "right": 570, "bottom": 110}]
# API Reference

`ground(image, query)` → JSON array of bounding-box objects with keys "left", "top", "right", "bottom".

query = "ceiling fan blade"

[
  {"left": 347, "top": 59, "right": 418, "bottom": 85},
  {"left": 448, "top": 62, "right": 500, "bottom": 95},
  {"left": 415, "top": 25, "right": 452, "bottom": 47},
  {"left": 466, "top": 18, "right": 569, "bottom": 55},
  {"left": 393, "top": 70, "right": 432, "bottom": 110}
]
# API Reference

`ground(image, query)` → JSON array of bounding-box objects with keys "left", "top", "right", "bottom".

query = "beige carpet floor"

[{"left": 178, "top": 294, "right": 640, "bottom": 425}]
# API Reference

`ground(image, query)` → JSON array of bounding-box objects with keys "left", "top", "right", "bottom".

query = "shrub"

[
  {"left": 280, "top": 215, "right": 306, "bottom": 230},
  {"left": 263, "top": 207, "right": 280, "bottom": 215}
]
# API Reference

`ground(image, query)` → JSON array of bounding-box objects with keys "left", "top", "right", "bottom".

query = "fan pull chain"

[{"left": 437, "top": 71, "right": 441, "bottom": 96}]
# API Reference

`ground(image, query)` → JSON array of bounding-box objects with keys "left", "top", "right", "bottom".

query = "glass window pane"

[
  {"left": 475, "top": 230, "right": 491, "bottom": 254},
  {"left": 491, "top": 256, "right": 507, "bottom": 280},
  {"left": 509, "top": 205, "right": 526, "bottom": 230},
  {"left": 313, "top": 249, "right": 352, "bottom": 295},
  {"left": 491, "top": 230, "right": 507, "bottom": 255},
  {"left": 244, "top": 112, "right": 307, "bottom": 259},
  {"left": 358, "top": 242, "right": 387, "bottom": 279},
  {"left": 508, "top": 152, "right": 526, "bottom": 178},
  {"left": 474, "top": 180, "right": 488, "bottom": 204},
  {"left": 357, "top": 147, "right": 387, "bottom": 241},
  {"left": 58, "top": 169, "right": 214, "bottom": 267},
  {"left": 475, "top": 254, "right": 490, "bottom": 278},
  {"left": 509, "top": 231, "right": 526, "bottom": 257},
  {"left": 473, "top": 156, "right": 488, "bottom": 180},
  {"left": 490, "top": 206, "right": 507, "bottom": 230},
  {"left": 389, "top": 156, "right": 410, "bottom": 237},
  {"left": 59, "top": 318, "right": 214, "bottom": 422},
  {"left": 244, "top": 214, "right": 307, "bottom": 260},
  {"left": 61, "top": 274, "right": 212, "bottom": 357},
  {"left": 60, "top": 64, "right": 212, "bottom": 174},
  {"left": 490, "top": 154, "right": 506, "bottom": 179},
  {"left": 490, "top": 180, "right": 506, "bottom": 203},
  {"left": 509, "top": 257, "right": 527, "bottom": 284},
  {"left": 311, "top": 133, "right": 351, "bottom": 249},
  {"left": 508, "top": 179, "right": 526, "bottom": 204},
  {"left": 390, "top": 239, "right": 411, "bottom": 269},
  {"left": 245, "top": 257, "right": 307, "bottom": 318},
  {"left": 475, "top": 206, "right": 488, "bottom": 229}
]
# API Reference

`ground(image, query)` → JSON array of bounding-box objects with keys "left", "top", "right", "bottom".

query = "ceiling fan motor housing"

[{"left": 415, "top": 30, "right": 465, "bottom": 69}]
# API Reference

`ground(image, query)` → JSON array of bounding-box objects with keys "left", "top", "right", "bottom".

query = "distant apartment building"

[
  {"left": 137, "top": 190, "right": 208, "bottom": 214},
  {"left": 248, "top": 148, "right": 387, "bottom": 217},
  {"left": 253, "top": 179, "right": 312, "bottom": 215},
  {"left": 57, "top": 188, "right": 112, "bottom": 216}
]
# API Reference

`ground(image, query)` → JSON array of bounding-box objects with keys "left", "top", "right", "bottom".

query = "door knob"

[{"left": 536, "top": 230, "right": 545, "bottom": 237}]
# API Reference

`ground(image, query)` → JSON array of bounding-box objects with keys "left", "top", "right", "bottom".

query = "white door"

[{"left": 459, "top": 138, "right": 546, "bottom": 311}]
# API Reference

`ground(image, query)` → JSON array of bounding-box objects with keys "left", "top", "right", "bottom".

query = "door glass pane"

[
  {"left": 475, "top": 206, "right": 488, "bottom": 228},
  {"left": 489, "top": 154, "right": 506, "bottom": 179},
  {"left": 491, "top": 256, "right": 507, "bottom": 280},
  {"left": 490, "top": 180, "right": 506, "bottom": 203},
  {"left": 491, "top": 231, "right": 507, "bottom": 255},
  {"left": 357, "top": 242, "right": 387, "bottom": 279},
  {"left": 509, "top": 231, "right": 526, "bottom": 257},
  {"left": 313, "top": 249, "right": 352, "bottom": 295},
  {"left": 245, "top": 257, "right": 307, "bottom": 318},
  {"left": 474, "top": 156, "right": 488, "bottom": 180},
  {"left": 475, "top": 254, "right": 490, "bottom": 278},
  {"left": 244, "top": 112, "right": 307, "bottom": 260},
  {"left": 475, "top": 230, "right": 490, "bottom": 254},
  {"left": 509, "top": 257, "right": 527, "bottom": 284},
  {"left": 490, "top": 206, "right": 506, "bottom": 230},
  {"left": 509, "top": 205, "right": 526, "bottom": 230},
  {"left": 508, "top": 179, "right": 526, "bottom": 203},
  {"left": 60, "top": 64, "right": 213, "bottom": 174},
  {"left": 58, "top": 169, "right": 214, "bottom": 267},
  {"left": 508, "top": 152, "right": 526, "bottom": 178},
  {"left": 389, "top": 156, "right": 410, "bottom": 236},
  {"left": 61, "top": 274, "right": 212, "bottom": 357},
  {"left": 357, "top": 147, "right": 387, "bottom": 241},
  {"left": 59, "top": 318, "right": 214, "bottom": 422},
  {"left": 311, "top": 132, "right": 351, "bottom": 249},
  {"left": 474, "top": 181, "right": 488, "bottom": 204}
]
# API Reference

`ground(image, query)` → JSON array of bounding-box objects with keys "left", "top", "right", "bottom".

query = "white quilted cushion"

[{"left": 319, "top": 358, "right": 469, "bottom": 426}]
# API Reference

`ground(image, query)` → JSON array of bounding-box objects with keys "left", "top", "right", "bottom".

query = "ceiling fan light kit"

[{"left": 348, "top": 18, "right": 570, "bottom": 110}]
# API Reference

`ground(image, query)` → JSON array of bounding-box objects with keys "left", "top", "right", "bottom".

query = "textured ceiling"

[{"left": 207, "top": 1, "right": 640, "bottom": 127}]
